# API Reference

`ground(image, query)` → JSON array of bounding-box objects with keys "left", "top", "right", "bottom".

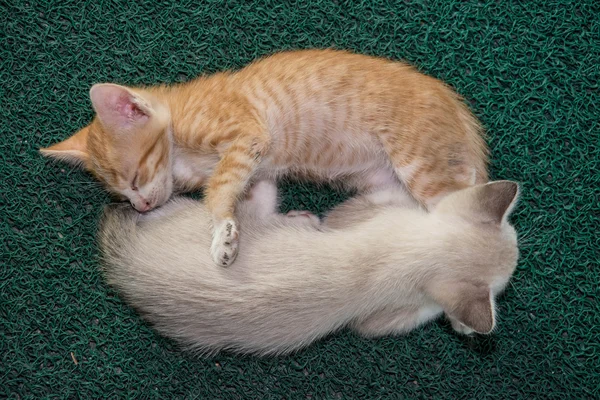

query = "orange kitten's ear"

[
  {"left": 39, "top": 126, "right": 90, "bottom": 167},
  {"left": 89, "top": 83, "right": 152, "bottom": 131}
]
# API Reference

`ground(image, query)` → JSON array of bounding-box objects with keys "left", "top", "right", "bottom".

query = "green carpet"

[{"left": 2, "top": 0, "right": 599, "bottom": 398}]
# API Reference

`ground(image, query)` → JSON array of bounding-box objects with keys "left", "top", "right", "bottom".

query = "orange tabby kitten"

[{"left": 41, "top": 49, "right": 488, "bottom": 267}]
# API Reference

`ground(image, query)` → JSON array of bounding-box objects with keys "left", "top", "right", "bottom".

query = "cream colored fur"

[{"left": 98, "top": 180, "right": 519, "bottom": 356}]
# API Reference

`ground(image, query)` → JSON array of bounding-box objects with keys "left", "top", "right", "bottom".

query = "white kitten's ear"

[
  {"left": 428, "top": 280, "right": 495, "bottom": 334},
  {"left": 89, "top": 83, "right": 152, "bottom": 131},
  {"left": 473, "top": 180, "right": 519, "bottom": 224},
  {"left": 435, "top": 180, "right": 519, "bottom": 225},
  {"left": 39, "top": 126, "right": 90, "bottom": 167}
]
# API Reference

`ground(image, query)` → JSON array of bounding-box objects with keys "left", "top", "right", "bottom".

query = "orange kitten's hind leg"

[
  {"left": 205, "top": 133, "right": 270, "bottom": 267},
  {"left": 378, "top": 109, "right": 488, "bottom": 209},
  {"left": 402, "top": 167, "right": 478, "bottom": 209},
  {"left": 394, "top": 158, "right": 486, "bottom": 209}
]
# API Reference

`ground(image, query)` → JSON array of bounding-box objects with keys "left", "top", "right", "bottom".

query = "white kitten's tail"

[{"left": 97, "top": 203, "right": 141, "bottom": 275}]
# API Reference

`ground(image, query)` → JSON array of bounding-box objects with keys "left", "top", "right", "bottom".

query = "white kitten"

[{"left": 99, "top": 180, "right": 519, "bottom": 355}]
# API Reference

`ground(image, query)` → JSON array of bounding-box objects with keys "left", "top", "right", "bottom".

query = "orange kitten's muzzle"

[
  {"left": 134, "top": 203, "right": 152, "bottom": 213},
  {"left": 131, "top": 197, "right": 153, "bottom": 213}
]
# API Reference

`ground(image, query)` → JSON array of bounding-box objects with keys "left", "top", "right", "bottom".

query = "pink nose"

[{"left": 133, "top": 199, "right": 152, "bottom": 212}]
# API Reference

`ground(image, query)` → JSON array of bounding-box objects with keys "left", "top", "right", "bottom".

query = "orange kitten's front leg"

[{"left": 205, "top": 133, "right": 270, "bottom": 267}]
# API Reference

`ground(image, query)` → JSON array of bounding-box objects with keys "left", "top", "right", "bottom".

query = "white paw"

[
  {"left": 211, "top": 219, "right": 239, "bottom": 267},
  {"left": 286, "top": 210, "right": 321, "bottom": 226}
]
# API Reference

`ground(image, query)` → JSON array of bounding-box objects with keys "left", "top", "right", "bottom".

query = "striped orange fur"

[{"left": 41, "top": 49, "right": 488, "bottom": 266}]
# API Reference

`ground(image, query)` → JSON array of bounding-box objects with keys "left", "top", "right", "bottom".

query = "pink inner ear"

[
  {"left": 91, "top": 84, "right": 149, "bottom": 129},
  {"left": 114, "top": 92, "right": 147, "bottom": 121}
]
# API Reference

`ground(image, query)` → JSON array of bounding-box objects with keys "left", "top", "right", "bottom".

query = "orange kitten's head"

[{"left": 41, "top": 84, "right": 173, "bottom": 212}]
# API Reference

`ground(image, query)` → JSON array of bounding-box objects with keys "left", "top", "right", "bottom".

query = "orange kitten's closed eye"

[
  {"left": 42, "top": 84, "right": 173, "bottom": 212},
  {"left": 42, "top": 49, "right": 488, "bottom": 267}
]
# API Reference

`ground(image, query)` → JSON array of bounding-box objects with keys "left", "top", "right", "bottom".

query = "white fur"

[{"left": 99, "top": 181, "right": 519, "bottom": 355}]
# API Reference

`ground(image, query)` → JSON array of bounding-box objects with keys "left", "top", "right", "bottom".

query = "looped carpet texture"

[{"left": 1, "top": 0, "right": 598, "bottom": 398}]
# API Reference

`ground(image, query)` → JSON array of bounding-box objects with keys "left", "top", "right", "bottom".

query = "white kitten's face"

[
  {"left": 444, "top": 201, "right": 519, "bottom": 289},
  {"left": 489, "top": 223, "right": 519, "bottom": 293},
  {"left": 427, "top": 181, "right": 520, "bottom": 334}
]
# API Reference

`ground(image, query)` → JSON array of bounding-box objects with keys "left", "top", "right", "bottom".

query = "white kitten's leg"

[{"left": 353, "top": 306, "right": 443, "bottom": 337}]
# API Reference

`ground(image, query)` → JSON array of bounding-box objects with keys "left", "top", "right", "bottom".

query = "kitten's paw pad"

[
  {"left": 211, "top": 220, "right": 239, "bottom": 267},
  {"left": 286, "top": 210, "right": 321, "bottom": 226}
]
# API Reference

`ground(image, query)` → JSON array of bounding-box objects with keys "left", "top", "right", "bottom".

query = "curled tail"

[{"left": 97, "top": 203, "right": 141, "bottom": 273}]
